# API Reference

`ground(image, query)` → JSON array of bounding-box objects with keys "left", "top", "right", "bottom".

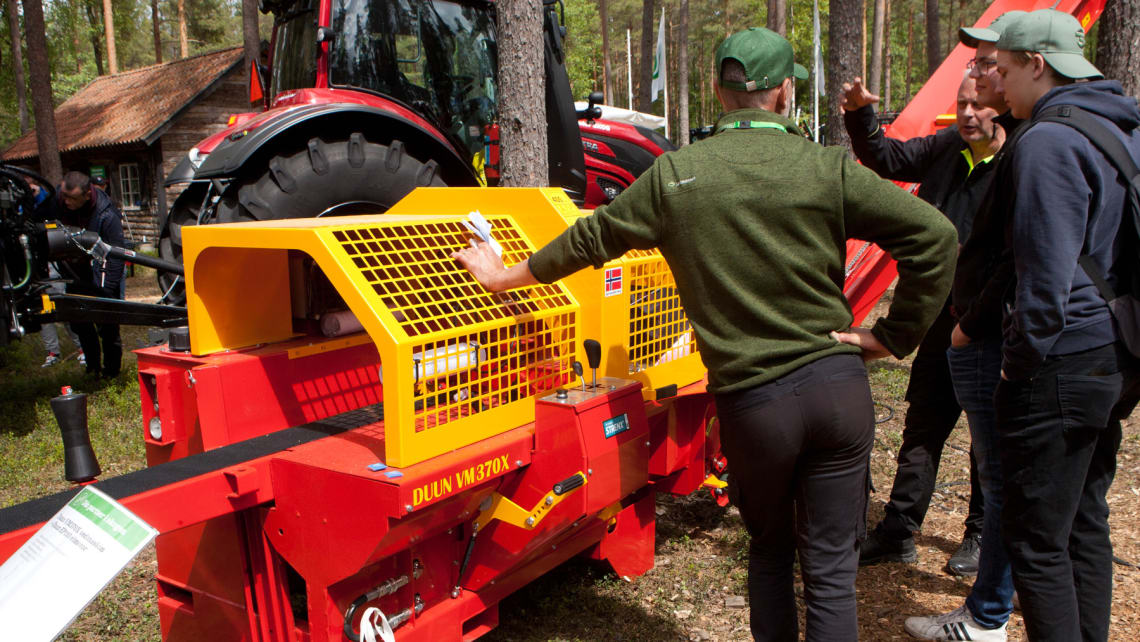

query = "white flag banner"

[{"left": 650, "top": 9, "right": 666, "bottom": 102}]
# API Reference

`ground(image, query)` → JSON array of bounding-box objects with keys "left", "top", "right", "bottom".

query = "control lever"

[
  {"left": 573, "top": 361, "right": 585, "bottom": 392},
  {"left": 583, "top": 340, "right": 601, "bottom": 390}
]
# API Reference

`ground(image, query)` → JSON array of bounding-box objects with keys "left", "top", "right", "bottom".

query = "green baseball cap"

[
  {"left": 996, "top": 9, "right": 1102, "bottom": 79},
  {"left": 959, "top": 10, "right": 1027, "bottom": 48},
  {"left": 716, "top": 27, "right": 808, "bottom": 92}
]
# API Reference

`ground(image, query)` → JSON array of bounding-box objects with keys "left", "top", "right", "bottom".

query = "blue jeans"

[{"left": 946, "top": 340, "right": 1014, "bottom": 628}]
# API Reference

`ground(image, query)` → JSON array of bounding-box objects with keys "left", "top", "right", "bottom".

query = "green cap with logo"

[
  {"left": 996, "top": 9, "right": 1102, "bottom": 79},
  {"left": 716, "top": 27, "right": 809, "bottom": 92},
  {"left": 959, "top": 10, "right": 1027, "bottom": 48}
]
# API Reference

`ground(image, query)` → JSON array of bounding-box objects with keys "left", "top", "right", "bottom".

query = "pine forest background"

[{"left": 0, "top": 0, "right": 1131, "bottom": 152}]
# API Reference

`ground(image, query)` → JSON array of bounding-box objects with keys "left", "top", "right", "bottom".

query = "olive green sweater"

[{"left": 530, "top": 109, "right": 957, "bottom": 393}]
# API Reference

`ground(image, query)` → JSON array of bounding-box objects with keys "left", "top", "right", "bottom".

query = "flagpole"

[
  {"left": 626, "top": 29, "right": 634, "bottom": 110},
  {"left": 662, "top": 9, "right": 670, "bottom": 140},
  {"left": 812, "top": 0, "right": 822, "bottom": 142}
]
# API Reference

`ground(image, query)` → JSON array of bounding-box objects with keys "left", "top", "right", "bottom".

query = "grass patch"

[{"left": 0, "top": 331, "right": 149, "bottom": 507}]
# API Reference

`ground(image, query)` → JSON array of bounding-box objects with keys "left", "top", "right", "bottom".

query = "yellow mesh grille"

[
  {"left": 331, "top": 217, "right": 573, "bottom": 338},
  {"left": 410, "top": 315, "right": 575, "bottom": 431},
  {"left": 626, "top": 255, "right": 698, "bottom": 373},
  {"left": 330, "top": 216, "right": 576, "bottom": 437},
  {"left": 623, "top": 248, "right": 660, "bottom": 259}
]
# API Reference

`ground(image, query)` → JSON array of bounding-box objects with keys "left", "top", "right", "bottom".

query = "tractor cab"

[
  {"left": 261, "top": 0, "right": 585, "bottom": 192},
  {"left": 269, "top": 0, "right": 499, "bottom": 169}
]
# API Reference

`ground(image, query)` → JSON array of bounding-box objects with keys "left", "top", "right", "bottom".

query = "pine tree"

[
  {"left": 1095, "top": 0, "right": 1140, "bottom": 97},
  {"left": 20, "top": 0, "right": 61, "bottom": 182},
  {"left": 498, "top": 0, "right": 547, "bottom": 186}
]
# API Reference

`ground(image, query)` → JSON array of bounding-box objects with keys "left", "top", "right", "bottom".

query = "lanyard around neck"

[{"left": 717, "top": 120, "right": 791, "bottom": 134}]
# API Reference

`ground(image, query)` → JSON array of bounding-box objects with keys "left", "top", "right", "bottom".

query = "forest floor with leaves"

[{"left": 3, "top": 280, "right": 1139, "bottom": 640}]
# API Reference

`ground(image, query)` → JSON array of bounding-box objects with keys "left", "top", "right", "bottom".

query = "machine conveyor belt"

[{"left": 0, "top": 404, "right": 384, "bottom": 537}]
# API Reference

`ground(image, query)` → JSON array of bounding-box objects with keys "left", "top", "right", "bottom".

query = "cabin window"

[{"left": 119, "top": 163, "right": 142, "bottom": 210}]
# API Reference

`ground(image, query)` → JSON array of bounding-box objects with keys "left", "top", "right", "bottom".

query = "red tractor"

[{"left": 157, "top": 0, "right": 673, "bottom": 297}]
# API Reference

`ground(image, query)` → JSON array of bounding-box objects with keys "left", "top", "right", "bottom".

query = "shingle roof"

[{"left": 3, "top": 47, "right": 244, "bottom": 161}]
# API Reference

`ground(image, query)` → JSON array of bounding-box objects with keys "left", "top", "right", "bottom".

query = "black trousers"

[
  {"left": 995, "top": 342, "right": 1140, "bottom": 642},
  {"left": 880, "top": 307, "right": 984, "bottom": 539},
  {"left": 67, "top": 281, "right": 122, "bottom": 377},
  {"left": 716, "top": 354, "right": 874, "bottom": 642}
]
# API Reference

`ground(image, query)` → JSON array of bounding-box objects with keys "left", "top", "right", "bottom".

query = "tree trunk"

[
  {"left": 20, "top": 0, "right": 61, "bottom": 183},
  {"left": 151, "top": 0, "right": 161, "bottom": 63},
  {"left": 925, "top": 0, "right": 939, "bottom": 78},
  {"left": 102, "top": 0, "right": 117, "bottom": 73},
  {"left": 828, "top": 0, "right": 863, "bottom": 150},
  {"left": 1096, "top": 0, "right": 1140, "bottom": 97},
  {"left": 497, "top": 0, "right": 547, "bottom": 186},
  {"left": 5, "top": 0, "right": 28, "bottom": 133},
  {"left": 178, "top": 0, "right": 188, "bottom": 58},
  {"left": 869, "top": 0, "right": 885, "bottom": 94},
  {"left": 678, "top": 0, "right": 689, "bottom": 145},
  {"left": 861, "top": 0, "right": 867, "bottom": 80},
  {"left": 242, "top": 0, "right": 259, "bottom": 99},
  {"left": 882, "top": 0, "right": 891, "bottom": 111},
  {"left": 637, "top": 0, "right": 655, "bottom": 112},
  {"left": 84, "top": 0, "right": 104, "bottom": 75},
  {"left": 767, "top": 0, "right": 786, "bottom": 36},
  {"left": 905, "top": 0, "right": 913, "bottom": 102},
  {"left": 600, "top": 0, "right": 613, "bottom": 104}
]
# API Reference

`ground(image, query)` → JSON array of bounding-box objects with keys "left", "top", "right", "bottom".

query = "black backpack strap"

[
  {"left": 1033, "top": 104, "right": 1140, "bottom": 301},
  {"left": 1077, "top": 253, "right": 1120, "bottom": 305},
  {"left": 1034, "top": 105, "right": 1140, "bottom": 183}
]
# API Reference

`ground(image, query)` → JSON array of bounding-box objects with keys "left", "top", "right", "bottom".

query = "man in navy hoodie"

[{"left": 991, "top": 10, "right": 1140, "bottom": 641}]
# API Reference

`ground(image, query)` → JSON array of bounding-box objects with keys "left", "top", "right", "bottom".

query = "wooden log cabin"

[{"left": 2, "top": 48, "right": 247, "bottom": 246}]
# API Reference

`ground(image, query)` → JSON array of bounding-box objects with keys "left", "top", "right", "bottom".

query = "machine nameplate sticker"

[
  {"left": 411, "top": 454, "right": 510, "bottom": 507},
  {"left": 603, "top": 414, "right": 630, "bottom": 439}
]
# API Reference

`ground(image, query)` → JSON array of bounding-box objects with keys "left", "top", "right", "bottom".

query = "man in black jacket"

[
  {"left": 842, "top": 72, "right": 1003, "bottom": 576},
  {"left": 42, "top": 171, "right": 126, "bottom": 378}
]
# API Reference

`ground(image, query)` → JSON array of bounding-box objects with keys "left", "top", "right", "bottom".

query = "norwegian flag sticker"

[{"left": 604, "top": 267, "right": 623, "bottom": 297}]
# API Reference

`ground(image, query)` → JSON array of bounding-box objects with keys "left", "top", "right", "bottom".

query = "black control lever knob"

[
  {"left": 583, "top": 340, "right": 601, "bottom": 390},
  {"left": 583, "top": 340, "right": 601, "bottom": 370}
]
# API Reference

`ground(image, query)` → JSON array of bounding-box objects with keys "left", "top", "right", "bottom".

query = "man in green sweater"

[{"left": 453, "top": 27, "right": 957, "bottom": 641}]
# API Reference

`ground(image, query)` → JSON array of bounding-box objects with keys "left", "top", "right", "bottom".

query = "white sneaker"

[
  {"left": 904, "top": 605, "right": 1007, "bottom": 641},
  {"left": 41, "top": 353, "right": 60, "bottom": 367},
  {"left": 76, "top": 350, "right": 86, "bottom": 366}
]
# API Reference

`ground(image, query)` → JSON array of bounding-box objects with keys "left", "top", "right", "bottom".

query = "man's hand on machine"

[
  {"left": 451, "top": 237, "right": 539, "bottom": 293},
  {"left": 830, "top": 328, "right": 891, "bottom": 362}
]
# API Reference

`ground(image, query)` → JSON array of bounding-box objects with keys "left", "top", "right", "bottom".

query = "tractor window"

[
  {"left": 329, "top": 0, "right": 498, "bottom": 162},
  {"left": 270, "top": 0, "right": 318, "bottom": 96}
]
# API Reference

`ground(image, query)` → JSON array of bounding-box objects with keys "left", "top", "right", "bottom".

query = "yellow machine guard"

[{"left": 181, "top": 188, "right": 706, "bottom": 466}]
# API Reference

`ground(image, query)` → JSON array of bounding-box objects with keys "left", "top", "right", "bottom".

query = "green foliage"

[
  {"left": 563, "top": 0, "right": 600, "bottom": 101},
  {"left": 0, "top": 0, "right": 250, "bottom": 149},
  {"left": 0, "top": 1, "right": 26, "bottom": 145}
]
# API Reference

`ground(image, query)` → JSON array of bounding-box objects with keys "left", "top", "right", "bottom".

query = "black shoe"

[
  {"left": 946, "top": 532, "right": 982, "bottom": 577},
  {"left": 859, "top": 525, "right": 917, "bottom": 566}
]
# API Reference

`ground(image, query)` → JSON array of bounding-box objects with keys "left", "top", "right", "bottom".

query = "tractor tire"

[{"left": 157, "top": 133, "right": 449, "bottom": 305}]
